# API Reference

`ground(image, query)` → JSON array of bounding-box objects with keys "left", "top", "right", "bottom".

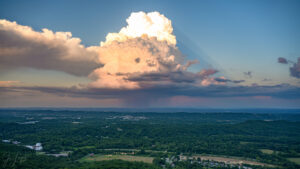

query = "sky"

[{"left": 0, "top": 0, "right": 300, "bottom": 108}]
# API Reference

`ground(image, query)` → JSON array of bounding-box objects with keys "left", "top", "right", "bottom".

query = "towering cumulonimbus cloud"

[
  {"left": 90, "top": 35, "right": 185, "bottom": 88},
  {"left": 0, "top": 11, "right": 235, "bottom": 89},
  {"left": 89, "top": 11, "right": 226, "bottom": 89}
]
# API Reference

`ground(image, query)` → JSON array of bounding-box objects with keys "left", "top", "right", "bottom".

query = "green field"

[
  {"left": 260, "top": 149, "right": 274, "bottom": 154},
  {"left": 240, "top": 141, "right": 251, "bottom": 145},
  {"left": 36, "top": 151, "right": 46, "bottom": 155},
  {"left": 287, "top": 158, "right": 300, "bottom": 165},
  {"left": 79, "top": 154, "right": 154, "bottom": 164},
  {"left": 74, "top": 146, "right": 96, "bottom": 150}
]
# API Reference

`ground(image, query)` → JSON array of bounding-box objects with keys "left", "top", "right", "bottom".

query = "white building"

[
  {"left": 34, "top": 143, "right": 43, "bottom": 151},
  {"left": 25, "top": 143, "right": 43, "bottom": 151},
  {"left": 13, "top": 141, "right": 20, "bottom": 144}
]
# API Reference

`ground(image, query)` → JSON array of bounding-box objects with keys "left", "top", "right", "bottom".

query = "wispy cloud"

[
  {"left": 243, "top": 71, "right": 252, "bottom": 78},
  {"left": 0, "top": 81, "right": 20, "bottom": 87},
  {"left": 277, "top": 57, "right": 300, "bottom": 79},
  {"left": 290, "top": 58, "right": 300, "bottom": 79},
  {"left": 278, "top": 57, "right": 288, "bottom": 64}
]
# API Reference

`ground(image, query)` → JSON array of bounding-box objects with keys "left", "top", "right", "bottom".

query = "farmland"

[{"left": 79, "top": 154, "right": 154, "bottom": 163}]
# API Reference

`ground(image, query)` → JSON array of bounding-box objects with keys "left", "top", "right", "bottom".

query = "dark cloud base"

[{"left": 1, "top": 83, "right": 300, "bottom": 100}]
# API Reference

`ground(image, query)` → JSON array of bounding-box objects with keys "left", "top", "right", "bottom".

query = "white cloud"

[
  {"left": 0, "top": 19, "right": 101, "bottom": 76},
  {"left": 90, "top": 11, "right": 226, "bottom": 89},
  {"left": 90, "top": 35, "right": 185, "bottom": 88},
  {"left": 1, "top": 12, "right": 231, "bottom": 89},
  {"left": 101, "top": 11, "right": 176, "bottom": 46}
]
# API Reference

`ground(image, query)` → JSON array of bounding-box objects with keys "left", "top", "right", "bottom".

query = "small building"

[
  {"left": 26, "top": 145, "right": 34, "bottom": 149},
  {"left": 33, "top": 143, "right": 43, "bottom": 151},
  {"left": 12, "top": 141, "right": 20, "bottom": 144},
  {"left": 25, "top": 143, "right": 43, "bottom": 151}
]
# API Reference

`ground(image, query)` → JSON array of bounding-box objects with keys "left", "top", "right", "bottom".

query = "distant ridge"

[{"left": 0, "top": 107, "right": 300, "bottom": 114}]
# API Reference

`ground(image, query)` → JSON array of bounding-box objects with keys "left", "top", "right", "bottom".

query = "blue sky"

[{"left": 0, "top": 0, "right": 300, "bottom": 108}]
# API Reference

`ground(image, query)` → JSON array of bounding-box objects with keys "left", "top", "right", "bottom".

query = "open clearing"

[
  {"left": 260, "top": 149, "right": 274, "bottom": 154},
  {"left": 79, "top": 154, "right": 154, "bottom": 164},
  {"left": 287, "top": 158, "right": 300, "bottom": 165},
  {"left": 74, "top": 146, "right": 96, "bottom": 150},
  {"left": 192, "top": 155, "right": 274, "bottom": 167},
  {"left": 240, "top": 141, "right": 251, "bottom": 145}
]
